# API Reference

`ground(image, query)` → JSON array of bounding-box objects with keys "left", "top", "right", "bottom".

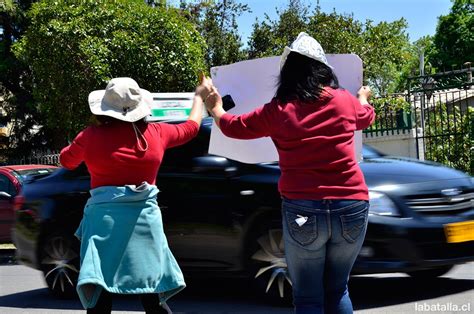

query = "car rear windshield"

[{"left": 12, "top": 168, "right": 56, "bottom": 183}]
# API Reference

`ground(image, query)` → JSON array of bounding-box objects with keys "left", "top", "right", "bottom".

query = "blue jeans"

[{"left": 282, "top": 199, "right": 369, "bottom": 314}]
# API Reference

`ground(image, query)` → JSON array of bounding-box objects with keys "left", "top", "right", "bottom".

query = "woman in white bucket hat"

[
  {"left": 60, "top": 76, "right": 213, "bottom": 314},
  {"left": 204, "top": 32, "right": 374, "bottom": 314}
]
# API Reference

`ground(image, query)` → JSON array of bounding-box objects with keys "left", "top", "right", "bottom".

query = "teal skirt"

[{"left": 75, "top": 182, "right": 185, "bottom": 309}]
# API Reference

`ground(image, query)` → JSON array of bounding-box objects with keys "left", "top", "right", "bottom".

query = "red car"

[{"left": 0, "top": 165, "right": 58, "bottom": 243}]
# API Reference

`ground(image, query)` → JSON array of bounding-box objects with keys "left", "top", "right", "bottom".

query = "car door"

[
  {"left": 0, "top": 172, "right": 17, "bottom": 242},
  {"left": 157, "top": 128, "right": 243, "bottom": 271}
]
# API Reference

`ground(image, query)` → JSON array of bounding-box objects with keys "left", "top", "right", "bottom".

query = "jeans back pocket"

[
  {"left": 340, "top": 206, "right": 368, "bottom": 243},
  {"left": 284, "top": 209, "right": 318, "bottom": 246}
]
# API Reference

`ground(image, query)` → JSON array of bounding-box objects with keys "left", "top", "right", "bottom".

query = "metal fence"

[
  {"left": 363, "top": 108, "right": 412, "bottom": 137},
  {"left": 6, "top": 152, "right": 60, "bottom": 166},
  {"left": 408, "top": 70, "right": 473, "bottom": 174}
]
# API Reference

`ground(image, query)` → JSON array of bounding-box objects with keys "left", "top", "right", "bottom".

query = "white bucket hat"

[
  {"left": 280, "top": 32, "right": 333, "bottom": 69},
  {"left": 88, "top": 77, "right": 152, "bottom": 122}
]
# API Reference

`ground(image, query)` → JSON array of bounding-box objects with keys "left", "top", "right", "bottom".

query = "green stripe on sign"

[{"left": 151, "top": 108, "right": 191, "bottom": 118}]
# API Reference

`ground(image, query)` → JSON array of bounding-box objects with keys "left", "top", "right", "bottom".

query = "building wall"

[{"left": 363, "top": 129, "right": 420, "bottom": 159}]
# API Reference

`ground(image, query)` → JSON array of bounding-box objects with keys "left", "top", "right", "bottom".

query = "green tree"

[
  {"left": 395, "top": 35, "right": 434, "bottom": 91},
  {"left": 246, "top": 1, "right": 412, "bottom": 96},
  {"left": 425, "top": 104, "right": 473, "bottom": 174},
  {"left": 361, "top": 19, "right": 411, "bottom": 95},
  {"left": 0, "top": 0, "right": 46, "bottom": 159},
  {"left": 247, "top": 19, "right": 275, "bottom": 59},
  {"left": 308, "top": 11, "right": 364, "bottom": 56},
  {"left": 180, "top": 0, "right": 250, "bottom": 69},
  {"left": 247, "top": 0, "right": 308, "bottom": 59},
  {"left": 13, "top": 0, "right": 206, "bottom": 148},
  {"left": 430, "top": 0, "right": 474, "bottom": 70}
]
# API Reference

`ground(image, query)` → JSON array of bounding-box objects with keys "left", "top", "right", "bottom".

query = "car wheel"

[
  {"left": 406, "top": 265, "right": 454, "bottom": 279},
  {"left": 249, "top": 226, "right": 293, "bottom": 301},
  {"left": 39, "top": 233, "right": 80, "bottom": 298}
]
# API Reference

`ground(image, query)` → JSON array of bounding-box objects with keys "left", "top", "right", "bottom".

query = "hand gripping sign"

[{"left": 209, "top": 54, "right": 364, "bottom": 164}]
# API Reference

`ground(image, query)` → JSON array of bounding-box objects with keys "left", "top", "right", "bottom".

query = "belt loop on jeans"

[{"left": 323, "top": 199, "right": 332, "bottom": 210}]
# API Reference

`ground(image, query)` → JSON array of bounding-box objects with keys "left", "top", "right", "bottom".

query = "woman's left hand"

[{"left": 195, "top": 75, "right": 214, "bottom": 101}]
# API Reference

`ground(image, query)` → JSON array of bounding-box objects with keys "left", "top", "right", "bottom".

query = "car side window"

[
  {"left": 161, "top": 128, "right": 210, "bottom": 172},
  {"left": 8, "top": 180, "right": 17, "bottom": 197},
  {"left": 0, "top": 175, "right": 11, "bottom": 195}
]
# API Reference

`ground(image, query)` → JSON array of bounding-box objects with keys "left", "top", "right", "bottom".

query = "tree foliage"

[
  {"left": 179, "top": 0, "right": 249, "bottom": 69},
  {"left": 0, "top": 0, "right": 45, "bottom": 158},
  {"left": 425, "top": 104, "right": 473, "bottom": 174},
  {"left": 247, "top": 0, "right": 307, "bottom": 59},
  {"left": 395, "top": 35, "right": 435, "bottom": 91},
  {"left": 430, "top": 0, "right": 474, "bottom": 70},
  {"left": 360, "top": 19, "right": 411, "bottom": 95},
  {"left": 246, "top": 1, "right": 412, "bottom": 96},
  {"left": 13, "top": 0, "right": 206, "bottom": 148}
]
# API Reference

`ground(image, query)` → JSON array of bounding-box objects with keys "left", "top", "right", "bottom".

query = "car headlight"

[{"left": 369, "top": 191, "right": 400, "bottom": 217}]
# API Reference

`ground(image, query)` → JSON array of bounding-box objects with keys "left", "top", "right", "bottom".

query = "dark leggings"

[{"left": 86, "top": 290, "right": 168, "bottom": 314}]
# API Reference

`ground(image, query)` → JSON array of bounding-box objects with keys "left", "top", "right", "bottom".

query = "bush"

[
  {"left": 13, "top": 0, "right": 206, "bottom": 148},
  {"left": 425, "top": 104, "right": 473, "bottom": 174},
  {"left": 364, "top": 96, "right": 412, "bottom": 134}
]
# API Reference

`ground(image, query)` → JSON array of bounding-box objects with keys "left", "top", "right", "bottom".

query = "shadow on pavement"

[
  {"left": 0, "top": 275, "right": 472, "bottom": 312},
  {"left": 0, "top": 277, "right": 291, "bottom": 312},
  {"left": 350, "top": 275, "right": 474, "bottom": 310}
]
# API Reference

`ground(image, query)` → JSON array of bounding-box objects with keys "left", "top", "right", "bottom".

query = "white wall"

[{"left": 363, "top": 129, "right": 420, "bottom": 159}]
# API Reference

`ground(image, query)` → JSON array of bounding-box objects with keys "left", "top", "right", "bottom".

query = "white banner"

[{"left": 210, "top": 54, "right": 363, "bottom": 164}]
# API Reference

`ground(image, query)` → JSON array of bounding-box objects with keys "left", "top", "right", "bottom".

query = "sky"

[
  {"left": 236, "top": 0, "right": 453, "bottom": 44},
  {"left": 0, "top": 0, "right": 453, "bottom": 42}
]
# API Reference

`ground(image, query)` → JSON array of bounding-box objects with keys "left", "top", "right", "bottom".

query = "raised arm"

[
  {"left": 205, "top": 87, "right": 275, "bottom": 139},
  {"left": 158, "top": 75, "right": 214, "bottom": 149},
  {"left": 187, "top": 75, "right": 213, "bottom": 126},
  {"left": 60, "top": 128, "right": 90, "bottom": 170},
  {"left": 354, "top": 86, "right": 375, "bottom": 130}
]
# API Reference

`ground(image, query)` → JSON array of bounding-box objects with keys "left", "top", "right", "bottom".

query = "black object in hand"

[{"left": 222, "top": 95, "right": 236, "bottom": 111}]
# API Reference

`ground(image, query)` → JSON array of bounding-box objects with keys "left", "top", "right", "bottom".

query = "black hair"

[
  {"left": 90, "top": 115, "right": 116, "bottom": 126},
  {"left": 275, "top": 52, "right": 339, "bottom": 103},
  {"left": 89, "top": 115, "right": 146, "bottom": 126}
]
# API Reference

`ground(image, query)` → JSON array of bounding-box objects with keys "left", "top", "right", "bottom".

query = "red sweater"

[
  {"left": 60, "top": 120, "right": 199, "bottom": 188},
  {"left": 219, "top": 88, "right": 375, "bottom": 201}
]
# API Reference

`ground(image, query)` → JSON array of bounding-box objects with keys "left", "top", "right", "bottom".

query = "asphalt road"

[{"left": 0, "top": 253, "right": 472, "bottom": 314}]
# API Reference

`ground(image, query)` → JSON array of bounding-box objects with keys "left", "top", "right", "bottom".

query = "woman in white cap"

[
  {"left": 60, "top": 76, "right": 213, "bottom": 314},
  {"left": 204, "top": 32, "right": 374, "bottom": 313}
]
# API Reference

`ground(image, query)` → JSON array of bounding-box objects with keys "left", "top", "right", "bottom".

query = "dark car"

[
  {"left": 0, "top": 165, "right": 57, "bottom": 243},
  {"left": 12, "top": 118, "right": 474, "bottom": 299}
]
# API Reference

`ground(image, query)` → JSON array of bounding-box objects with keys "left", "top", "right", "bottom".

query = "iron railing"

[
  {"left": 363, "top": 109, "right": 412, "bottom": 137},
  {"left": 6, "top": 152, "right": 60, "bottom": 166},
  {"left": 408, "top": 78, "right": 473, "bottom": 174}
]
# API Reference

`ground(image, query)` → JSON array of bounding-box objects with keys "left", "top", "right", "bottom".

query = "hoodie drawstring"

[{"left": 131, "top": 122, "right": 149, "bottom": 152}]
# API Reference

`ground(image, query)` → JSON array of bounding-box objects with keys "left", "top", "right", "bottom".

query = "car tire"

[
  {"left": 247, "top": 220, "right": 293, "bottom": 304},
  {"left": 406, "top": 265, "right": 454, "bottom": 279},
  {"left": 39, "top": 233, "right": 80, "bottom": 298}
]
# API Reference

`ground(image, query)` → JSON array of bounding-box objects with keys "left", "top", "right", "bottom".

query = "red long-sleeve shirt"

[
  {"left": 60, "top": 120, "right": 199, "bottom": 188},
  {"left": 219, "top": 87, "right": 375, "bottom": 200}
]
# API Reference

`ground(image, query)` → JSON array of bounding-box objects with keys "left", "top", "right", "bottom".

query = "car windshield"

[{"left": 13, "top": 168, "right": 56, "bottom": 183}]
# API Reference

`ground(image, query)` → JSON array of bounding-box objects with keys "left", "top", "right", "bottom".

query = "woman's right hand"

[
  {"left": 205, "top": 86, "right": 223, "bottom": 112},
  {"left": 204, "top": 86, "right": 226, "bottom": 126},
  {"left": 357, "top": 86, "right": 372, "bottom": 99}
]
